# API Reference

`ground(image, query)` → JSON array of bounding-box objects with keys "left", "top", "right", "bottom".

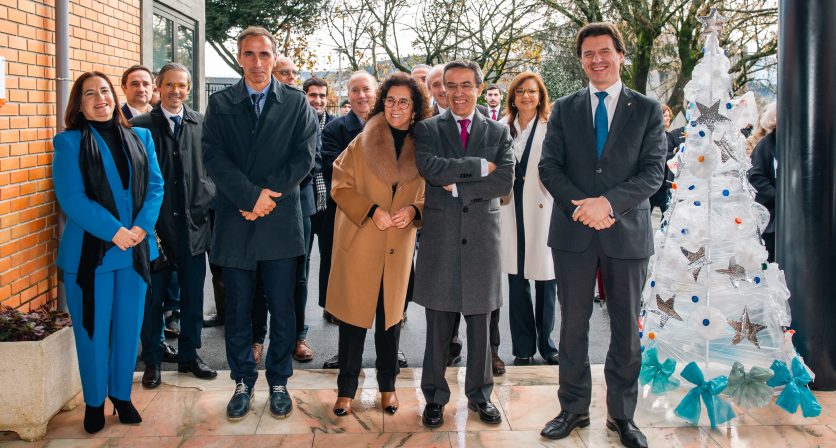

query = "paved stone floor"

[{"left": 2, "top": 365, "right": 835, "bottom": 447}]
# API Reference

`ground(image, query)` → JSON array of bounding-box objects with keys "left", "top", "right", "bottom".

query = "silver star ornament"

[
  {"left": 650, "top": 294, "right": 684, "bottom": 328},
  {"left": 727, "top": 306, "right": 767, "bottom": 348}
]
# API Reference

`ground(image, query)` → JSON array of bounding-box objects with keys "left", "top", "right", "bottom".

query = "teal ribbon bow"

[
  {"left": 640, "top": 347, "right": 680, "bottom": 394},
  {"left": 725, "top": 361, "right": 774, "bottom": 408},
  {"left": 674, "top": 361, "right": 736, "bottom": 427},
  {"left": 767, "top": 358, "right": 822, "bottom": 417}
]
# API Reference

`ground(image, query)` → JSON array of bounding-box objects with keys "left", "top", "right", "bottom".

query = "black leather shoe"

[
  {"left": 468, "top": 401, "right": 502, "bottom": 424},
  {"left": 178, "top": 356, "right": 218, "bottom": 379},
  {"left": 142, "top": 364, "right": 161, "bottom": 388},
  {"left": 513, "top": 356, "right": 532, "bottom": 366},
  {"left": 227, "top": 380, "right": 254, "bottom": 421},
  {"left": 109, "top": 396, "right": 142, "bottom": 424},
  {"left": 203, "top": 313, "right": 224, "bottom": 327},
  {"left": 83, "top": 404, "right": 105, "bottom": 434},
  {"left": 269, "top": 385, "right": 293, "bottom": 418},
  {"left": 540, "top": 410, "right": 590, "bottom": 440},
  {"left": 422, "top": 403, "right": 444, "bottom": 428},
  {"left": 161, "top": 342, "right": 179, "bottom": 363},
  {"left": 398, "top": 350, "right": 408, "bottom": 368},
  {"left": 606, "top": 417, "right": 648, "bottom": 448},
  {"left": 164, "top": 312, "right": 181, "bottom": 338},
  {"left": 543, "top": 353, "right": 560, "bottom": 365},
  {"left": 322, "top": 355, "right": 339, "bottom": 369}
]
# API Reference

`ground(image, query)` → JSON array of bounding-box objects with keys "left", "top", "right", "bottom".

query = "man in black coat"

[
  {"left": 538, "top": 23, "right": 665, "bottom": 448},
  {"left": 203, "top": 26, "right": 317, "bottom": 421},
  {"left": 748, "top": 130, "right": 777, "bottom": 261},
  {"left": 318, "top": 71, "right": 376, "bottom": 328},
  {"left": 132, "top": 63, "right": 218, "bottom": 388}
]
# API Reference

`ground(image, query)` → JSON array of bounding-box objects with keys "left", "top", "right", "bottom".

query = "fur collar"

[{"left": 357, "top": 114, "right": 419, "bottom": 185}]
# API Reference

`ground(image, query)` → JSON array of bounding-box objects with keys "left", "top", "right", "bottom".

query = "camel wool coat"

[{"left": 325, "top": 114, "right": 425, "bottom": 330}]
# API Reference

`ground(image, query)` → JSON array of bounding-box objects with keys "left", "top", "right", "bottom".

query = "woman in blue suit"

[{"left": 53, "top": 72, "right": 163, "bottom": 434}]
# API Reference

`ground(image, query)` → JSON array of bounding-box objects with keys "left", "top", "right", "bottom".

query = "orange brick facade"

[{"left": 0, "top": 0, "right": 141, "bottom": 309}]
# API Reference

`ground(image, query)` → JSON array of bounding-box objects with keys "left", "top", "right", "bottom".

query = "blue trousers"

[
  {"left": 65, "top": 268, "right": 146, "bottom": 406},
  {"left": 224, "top": 258, "right": 297, "bottom": 388}
]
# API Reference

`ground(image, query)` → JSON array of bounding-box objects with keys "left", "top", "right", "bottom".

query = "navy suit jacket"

[
  {"left": 539, "top": 85, "right": 666, "bottom": 259},
  {"left": 53, "top": 126, "right": 164, "bottom": 273}
]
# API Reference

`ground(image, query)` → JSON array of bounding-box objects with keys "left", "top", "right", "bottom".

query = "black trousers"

[
  {"left": 552, "top": 243, "right": 647, "bottom": 420},
  {"left": 450, "top": 309, "right": 500, "bottom": 355},
  {"left": 311, "top": 199, "right": 336, "bottom": 308},
  {"left": 337, "top": 284, "right": 400, "bottom": 398}
]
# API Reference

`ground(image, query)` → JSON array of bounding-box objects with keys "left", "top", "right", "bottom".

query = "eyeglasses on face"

[
  {"left": 164, "top": 82, "right": 190, "bottom": 91},
  {"left": 384, "top": 97, "right": 412, "bottom": 110},
  {"left": 515, "top": 88, "right": 539, "bottom": 97}
]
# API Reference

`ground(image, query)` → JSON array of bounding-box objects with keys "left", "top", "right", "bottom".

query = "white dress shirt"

[
  {"left": 127, "top": 104, "right": 151, "bottom": 119},
  {"left": 589, "top": 79, "right": 622, "bottom": 131},
  {"left": 161, "top": 106, "right": 184, "bottom": 134}
]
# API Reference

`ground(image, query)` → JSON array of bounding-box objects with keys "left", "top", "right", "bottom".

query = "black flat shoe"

[
  {"left": 142, "top": 364, "right": 161, "bottom": 388},
  {"left": 543, "top": 353, "right": 560, "bottom": 365},
  {"left": 109, "top": 397, "right": 142, "bottom": 424},
  {"left": 606, "top": 417, "right": 648, "bottom": 448},
  {"left": 397, "top": 350, "right": 408, "bottom": 368},
  {"left": 161, "top": 341, "right": 179, "bottom": 363},
  {"left": 513, "top": 356, "right": 532, "bottom": 366},
  {"left": 468, "top": 401, "right": 502, "bottom": 424},
  {"left": 322, "top": 355, "right": 339, "bottom": 369},
  {"left": 83, "top": 404, "right": 105, "bottom": 434},
  {"left": 178, "top": 356, "right": 218, "bottom": 379},
  {"left": 269, "top": 385, "right": 293, "bottom": 418},
  {"left": 540, "top": 410, "right": 590, "bottom": 440},
  {"left": 422, "top": 403, "right": 444, "bottom": 428},
  {"left": 227, "top": 380, "right": 254, "bottom": 421}
]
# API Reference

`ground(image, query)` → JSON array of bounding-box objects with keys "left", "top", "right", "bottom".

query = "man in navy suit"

[
  {"left": 538, "top": 23, "right": 665, "bottom": 448},
  {"left": 120, "top": 65, "right": 154, "bottom": 120}
]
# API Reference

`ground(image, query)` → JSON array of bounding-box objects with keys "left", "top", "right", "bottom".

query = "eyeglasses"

[
  {"left": 275, "top": 69, "right": 299, "bottom": 77},
  {"left": 384, "top": 97, "right": 412, "bottom": 110},
  {"left": 445, "top": 82, "right": 476, "bottom": 92},
  {"left": 515, "top": 88, "right": 539, "bottom": 97},
  {"left": 163, "top": 82, "right": 190, "bottom": 91}
]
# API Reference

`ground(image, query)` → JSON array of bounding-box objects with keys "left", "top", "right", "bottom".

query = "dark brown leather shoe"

[
  {"left": 292, "top": 340, "right": 314, "bottom": 362},
  {"left": 491, "top": 351, "right": 506, "bottom": 375}
]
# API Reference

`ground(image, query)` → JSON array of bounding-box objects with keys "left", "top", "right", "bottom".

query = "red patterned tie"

[
  {"left": 458, "top": 119, "right": 470, "bottom": 149},
  {"left": 491, "top": 109, "right": 497, "bottom": 120}
]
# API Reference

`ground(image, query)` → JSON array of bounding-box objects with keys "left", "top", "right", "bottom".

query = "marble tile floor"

[{"left": 2, "top": 365, "right": 834, "bottom": 447}]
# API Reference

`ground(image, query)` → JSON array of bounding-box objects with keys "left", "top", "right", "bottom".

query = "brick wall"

[{"left": 0, "top": 0, "right": 141, "bottom": 310}]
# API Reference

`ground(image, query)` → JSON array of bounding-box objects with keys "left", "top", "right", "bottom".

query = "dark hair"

[
  {"left": 65, "top": 72, "right": 130, "bottom": 130},
  {"left": 443, "top": 60, "right": 483, "bottom": 86},
  {"left": 485, "top": 84, "right": 502, "bottom": 94},
  {"left": 575, "top": 22, "right": 626, "bottom": 58},
  {"left": 155, "top": 62, "right": 191, "bottom": 87},
  {"left": 368, "top": 72, "right": 432, "bottom": 134},
  {"left": 120, "top": 64, "right": 153, "bottom": 87},
  {"left": 303, "top": 76, "right": 328, "bottom": 94},
  {"left": 340, "top": 99, "right": 350, "bottom": 107},
  {"left": 504, "top": 71, "right": 550, "bottom": 139},
  {"left": 237, "top": 26, "right": 277, "bottom": 56}
]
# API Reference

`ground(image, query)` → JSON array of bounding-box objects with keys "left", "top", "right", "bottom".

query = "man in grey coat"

[
  {"left": 202, "top": 26, "right": 317, "bottom": 421},
  {"left": 414, "top": 60, "right": 514, "bottom": 428}
]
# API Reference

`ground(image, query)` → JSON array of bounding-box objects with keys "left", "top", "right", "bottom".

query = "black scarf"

[{"left": 76, "top": 117, "right": 152, "bottom": 339}]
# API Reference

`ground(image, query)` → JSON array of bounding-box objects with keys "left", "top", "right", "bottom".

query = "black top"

[
  {"left": 89, "top": 117, "right": 129, "bottom": 189},
  {"left": 391, "top": 126, "right": 409, "bottom": 159}
]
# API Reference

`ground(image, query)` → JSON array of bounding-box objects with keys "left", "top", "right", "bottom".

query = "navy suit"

[
  {"left": 539, "top": 85, "right": 665, "bottom": 420},
  {"left": 53, "top": 125, "right": 163, "bottom": 406}
]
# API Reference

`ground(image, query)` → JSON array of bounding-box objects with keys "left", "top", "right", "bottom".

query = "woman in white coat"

[{"left": 500, "top": 72, "right": 559, "bottom": 366}]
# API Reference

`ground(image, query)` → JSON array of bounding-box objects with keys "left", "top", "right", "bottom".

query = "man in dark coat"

[
  {"left": 203, "top": 26, "right": 317, "bottom": 421},
  {"left": 132, "top": 63, "right": 217, "bottom": 389},
  {"left": 538, "top": 23, "right": 665, "bottom": 448},
  {"left": 748, "top": 130, "right": 777, "bottom": 261},
  {"left": 317, "top": 71, "right": 377, "bottom": 369},
  {"left": 414, "top": 60, "right": 514, "bottom": 428}
]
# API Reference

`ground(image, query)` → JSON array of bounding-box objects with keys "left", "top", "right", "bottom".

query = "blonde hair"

[{"left": 746, "top": 101, "right": 776, "bottom": 157}]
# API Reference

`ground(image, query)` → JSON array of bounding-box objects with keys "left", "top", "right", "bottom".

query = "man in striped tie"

[{"left": 538, "top": 23, "right": 666, "bottom": 448}]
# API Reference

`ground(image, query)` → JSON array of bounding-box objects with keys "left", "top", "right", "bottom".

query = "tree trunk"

[{"left": 629, "top": 30, "right": 655, "bottom": 94}]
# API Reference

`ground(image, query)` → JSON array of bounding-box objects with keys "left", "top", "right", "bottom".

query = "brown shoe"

[
  {"left": 491, "top": 351, "right": 506, "bottom": 376},
  {"left": 333, "top": 397, "right": 352, "bottom": 416},
  {"left": 252, "top": 343, "right": 264, "bottom": 364},
  {"left": 293, "top": 340, "right": 314, "bottom": 362},
  {"left": 381, "top": 391, "right": 399, "bottom": 415}
]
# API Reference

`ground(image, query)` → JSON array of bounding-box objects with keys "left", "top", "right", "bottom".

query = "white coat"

[{"left": 500, "top": 117, "right": 555, "bottom": 280}]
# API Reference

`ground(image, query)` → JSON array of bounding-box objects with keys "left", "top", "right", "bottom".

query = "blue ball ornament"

[
  {"left": 692, "top": 295, "right": 699, "bottom": 303},
  {"left": 722, "top": 189, "right": 730, "bottom": 196},
  {"left": 703, "top": 319, "right": 710, "bottom": 326}
]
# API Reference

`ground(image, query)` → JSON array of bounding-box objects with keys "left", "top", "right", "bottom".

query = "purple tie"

[{"left": 458, "top": 119, "right": 471, "bottom": 149}]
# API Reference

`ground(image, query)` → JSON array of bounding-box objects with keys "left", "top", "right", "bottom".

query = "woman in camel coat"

[{"left": 326, "top": 72, "right": 430, "bottom": 416}]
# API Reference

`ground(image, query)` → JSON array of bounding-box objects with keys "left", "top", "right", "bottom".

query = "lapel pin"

[{"left": 628, "top": 102, "right": 632, "bottom": 106}]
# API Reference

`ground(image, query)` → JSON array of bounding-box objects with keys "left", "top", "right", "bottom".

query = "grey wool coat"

[{"left": 413, "top": 110, "right": 514, "bottom": 315}]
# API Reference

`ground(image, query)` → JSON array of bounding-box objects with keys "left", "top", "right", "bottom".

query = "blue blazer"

[{"left": 53, "top": 125, "right": 164, "bottom": 274}]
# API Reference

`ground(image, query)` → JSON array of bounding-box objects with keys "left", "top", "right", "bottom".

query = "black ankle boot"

[
  {"left": 109, "top": 397, "right": 142, "bottom": 424},
  {"left": 83, "top": 404, "right": 105, "bottom": 434}
]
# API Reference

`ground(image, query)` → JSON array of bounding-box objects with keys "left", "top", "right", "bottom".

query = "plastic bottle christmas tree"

[{"left": 636, "top": 8, "right": 820, "bottom": 427}]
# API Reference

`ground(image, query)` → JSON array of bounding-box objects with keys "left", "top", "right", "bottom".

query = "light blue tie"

[{"left": 594, "top": 91, "right": 609, "bottom": 159}]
